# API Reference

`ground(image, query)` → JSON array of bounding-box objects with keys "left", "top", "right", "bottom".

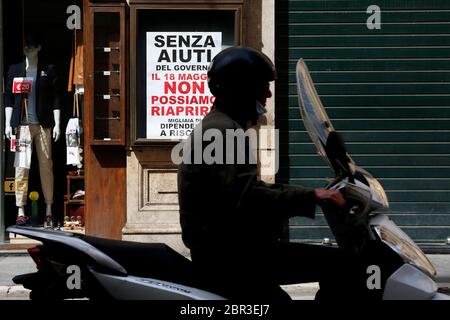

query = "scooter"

[
  {"left": 295, "top": 59, "right": 448, "bottom": 300},
  {"left": 6, "top": 59, "right": 449, "bottom": 300}
]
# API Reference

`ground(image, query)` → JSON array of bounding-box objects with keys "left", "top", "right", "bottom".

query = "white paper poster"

[{"left": 146, "top": 32, "right": 222, "bottom": 139}]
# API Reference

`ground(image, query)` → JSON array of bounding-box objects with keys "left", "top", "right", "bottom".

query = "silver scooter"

[
  {"left": 6, "top": 59, "right": 448, "bottom": 300},
  {"left": 296, "top": 58, "right": 448, "bottom": 300}
]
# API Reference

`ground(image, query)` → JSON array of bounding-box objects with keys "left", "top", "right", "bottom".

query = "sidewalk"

[
  {"left": 0, "top": 252, "right": 449, "bottom": 300},
  {"left": 0, "top": 251, "right": 34, "bottom": 300}
]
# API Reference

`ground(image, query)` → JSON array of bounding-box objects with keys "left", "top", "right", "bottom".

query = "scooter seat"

[{"left": 80, "top": 235, "right": 196, "bottom": 287}]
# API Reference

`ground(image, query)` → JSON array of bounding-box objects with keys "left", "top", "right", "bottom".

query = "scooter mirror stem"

[
  {"left": 348, "top": 162, "right": 357, "bottom": 182},
  {"left": 325, "top": 131, "right": 355, "bottom": 182}
]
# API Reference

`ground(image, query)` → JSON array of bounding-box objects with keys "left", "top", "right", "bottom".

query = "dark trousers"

[{"left": 191, "top": 242, "right": 380, "bottom": 301}]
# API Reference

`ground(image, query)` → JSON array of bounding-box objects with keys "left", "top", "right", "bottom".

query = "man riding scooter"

[
  {"left": 8, "top": 47, "right": 443, "bottom": 301},
  {"left": 177, "top": 47, "right": 373, "bottom": 300}
]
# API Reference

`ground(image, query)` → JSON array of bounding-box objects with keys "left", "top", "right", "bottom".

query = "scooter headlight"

[{"left": 373, "top": 225, "right": 436, "bottom": 278}]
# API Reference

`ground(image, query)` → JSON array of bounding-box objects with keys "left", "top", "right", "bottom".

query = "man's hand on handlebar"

[{"left": 314, "top": 188, "right": 346, "bottom": 208}]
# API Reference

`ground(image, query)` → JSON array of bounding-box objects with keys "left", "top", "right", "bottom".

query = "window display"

[
  {"left": 2, "top": 0, "right": 84, "bottom": 234},
  {"left": 4, "top": 32, "right": 61, "bottom": 227}
]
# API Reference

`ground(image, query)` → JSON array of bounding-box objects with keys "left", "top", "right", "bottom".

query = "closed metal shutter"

[{"left": 276, "top": 0, "right": 450, "bottom": 244}]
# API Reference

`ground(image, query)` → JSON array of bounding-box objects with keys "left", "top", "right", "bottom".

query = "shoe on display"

[
  {"left": 44, "top": 215, "right": 57, "bottom": 229},
  {"left": 72, "top": 190, "right": 85, "bottom": 200},
  {"left": 16, "top": 216, "right": 29, "bottom": 226}
]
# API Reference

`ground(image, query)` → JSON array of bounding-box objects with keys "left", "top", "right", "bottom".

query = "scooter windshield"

[{"left": 296, "top": 59, "right": 335, "bottom": 167}]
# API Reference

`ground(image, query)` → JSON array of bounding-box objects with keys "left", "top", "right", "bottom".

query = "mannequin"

[{"left": 4, "top": 34, "right": 61, "bottom": 226}]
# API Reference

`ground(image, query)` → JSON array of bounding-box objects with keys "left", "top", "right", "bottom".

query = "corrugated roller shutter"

[{"left": 276, "top": 0, "right": 450, "bottom": 244}]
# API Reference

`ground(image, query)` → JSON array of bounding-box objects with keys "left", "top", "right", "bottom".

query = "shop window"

[
  {"left": 131, "top": 6, "right": 242, "bottom": 145},
  {"left": 1, "top": 0, "right": 84, "bottom": 230}
]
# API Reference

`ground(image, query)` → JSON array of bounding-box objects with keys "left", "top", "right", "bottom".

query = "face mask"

[{"left": 256, "top": 100, "right": 267, "bottom": 116}]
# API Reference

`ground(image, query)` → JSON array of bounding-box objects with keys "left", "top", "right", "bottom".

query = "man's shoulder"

[{"left": 201, "top": 109, "right": 240, "bottom": 131}]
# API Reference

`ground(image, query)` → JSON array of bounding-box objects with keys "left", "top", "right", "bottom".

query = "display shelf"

[
  {"left": 87, "top": 6, "right": 126, "bottom": 145},
  {"left": 64, "top": 175, "right": 85, "bottom": 229}
]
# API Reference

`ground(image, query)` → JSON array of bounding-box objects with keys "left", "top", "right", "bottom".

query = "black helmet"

[{"left": 207, "top": 46, "right": 276, "bottom": 99}]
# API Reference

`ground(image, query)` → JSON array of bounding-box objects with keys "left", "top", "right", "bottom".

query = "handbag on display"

[
  {"left": 14, "top": 97, "right": 32, "bottom": 169},
  {"left": 66, "top": 92, "right": 82, "bottom": 166}
]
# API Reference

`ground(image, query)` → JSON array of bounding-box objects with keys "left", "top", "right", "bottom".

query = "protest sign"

[{"left": 146, "top": 32, "right": 222, "bottom": 139}]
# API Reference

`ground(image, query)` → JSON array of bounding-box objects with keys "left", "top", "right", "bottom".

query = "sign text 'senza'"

[{"left": 146, "top": 32, "right": 222, "bottom": 140}]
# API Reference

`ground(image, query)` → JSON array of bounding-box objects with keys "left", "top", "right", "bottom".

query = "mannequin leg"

[
  {"left": 15, "top": 166, "right": 30, "bottom": 225},
  {"left": 34, "top": 126, "right": 54, "bottom": 219},
  {"left": 46, "top": 204, "right": 52, "bottom": 216},
  {"left": 18, "top": 206, "right": 26, "bottom": 216}
]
